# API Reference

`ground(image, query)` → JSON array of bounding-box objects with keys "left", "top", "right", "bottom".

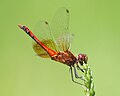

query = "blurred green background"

[{"left": 0, "top": 0, "right": 120, "bottom": 96}]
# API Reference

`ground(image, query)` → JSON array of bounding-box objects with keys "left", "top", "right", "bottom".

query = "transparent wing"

[
  {"left": 51, "top": 7, "right": 71, "bottom": 51},
  {"left": 32, "top": 21, "right": 57, "bottom": 58}
]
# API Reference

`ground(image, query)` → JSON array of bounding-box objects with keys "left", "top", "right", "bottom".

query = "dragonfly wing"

[
  {"left": 33, "top": 21, "right": 57, "bottom": 58},
  {"left": 51, "top": 7, "right": 71, "bottom": 51}
]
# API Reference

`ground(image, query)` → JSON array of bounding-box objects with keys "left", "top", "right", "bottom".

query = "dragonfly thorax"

[{"left": 51, "top": 51, "right": 77, "bottom": 66}]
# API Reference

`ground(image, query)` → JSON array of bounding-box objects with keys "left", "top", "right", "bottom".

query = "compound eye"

[
  {"left": 78, "top": 54, "right": 84, "bottom": 65},
  {"left": 78, "top": 54, "right": 85, "bottom": 60},
  {"left": 78, "top": 54, "right": 88, "bottom": 65}
]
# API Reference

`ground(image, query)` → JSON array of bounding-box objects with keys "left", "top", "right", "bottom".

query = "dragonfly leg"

[
  {"left": 76, "top": 65, "right": 84, "bottom": 72},
  {"left": 73, "top": 66, "right": 85, "bottom": 81},
  {"left": 69, "top": 66, "right": 84, "bottom": 86}
]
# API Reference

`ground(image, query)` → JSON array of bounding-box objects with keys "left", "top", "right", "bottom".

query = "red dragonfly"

[{"left": 18, "top": 8, "right": 88, "bottom": 85}]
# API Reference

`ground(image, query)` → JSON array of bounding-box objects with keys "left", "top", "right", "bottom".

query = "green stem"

[{"left": 82, "top": 64, "right": 95, "bottom": 96}]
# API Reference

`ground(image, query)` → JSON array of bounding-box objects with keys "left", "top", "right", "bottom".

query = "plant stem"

[{"left": 82, "top": 64, "right": 95, "bottom": 96}]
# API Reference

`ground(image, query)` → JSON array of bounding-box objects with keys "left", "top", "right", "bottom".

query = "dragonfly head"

[{"left": 78, "top": 54, "right": 88, "bottom": 65}]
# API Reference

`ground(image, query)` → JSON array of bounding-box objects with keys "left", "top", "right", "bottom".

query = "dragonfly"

[{"left": 18, "top": 7, "right": 88, "bottom": 85}]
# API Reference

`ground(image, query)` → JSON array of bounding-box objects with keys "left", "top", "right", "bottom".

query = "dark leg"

[
  {"left": 73, "top": 66, "right": 85, "bottom": 81},
  {"left": 77, "top": 65, "right": 84, "bottom": 72},
  {"left": 73, "top": 66, "right": 80, "bottom": 78},
  {"left": 69, "top": 66, "right": 84, "bottom": 86}
]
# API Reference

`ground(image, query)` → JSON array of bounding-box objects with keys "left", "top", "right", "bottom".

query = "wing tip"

[{"left": 66, "top": 9, "right": 69, "bottom": 13}]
